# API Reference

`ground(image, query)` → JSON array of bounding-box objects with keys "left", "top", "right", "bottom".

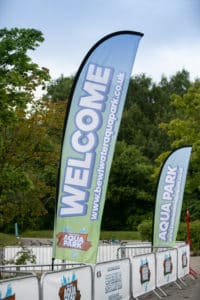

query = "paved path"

[{"left": 20, "top": 237, "right": 53, "bottom": 246}]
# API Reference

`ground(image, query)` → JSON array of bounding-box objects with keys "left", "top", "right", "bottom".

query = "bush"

[
  {"left": 3, "top": 245, "right": 36, "bottom": 265},
  {"left": 177, "top": 222, "right": 187, "bottom": 241},
  {"left": 177, "top": 221, "right": 200, "bottom": 251},
  {"left": 138, "top": 219, "right": 200, "bottom": 251},
  {"left": 137, "top": 220, "right": 152, "bottom": 241},
  {"left": 187, "top": 220, "right": 200, "bottom": 251}
]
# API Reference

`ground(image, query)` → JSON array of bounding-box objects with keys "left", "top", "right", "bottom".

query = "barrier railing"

[
  {"left": 131, "top": 252, "right": 156, "bottom": 298},
  {"left": 94, "top": 258, "right": 131, "bottom": 300},
  {"left": 3, "top": 243, "right": 121, "bottom": 265},
  {"left": 0, "top": 274, "right": 40, "bottom": 300},
  {"left": 176, "top": 244, "right": 190, "bottom": 278},
  {"left": 155, "top": 248, "right": 180, "bottom": 297},
  {"left": 40, "top": 265, "right": 93, "bottom": 300},
  {"left": 0, "top": 262, "right": 85, "bottom": 277},
  {"left": 117, "top": 244, "right": 152, "bottom": 259},
  {"left": 0, "top": 243, "right": 194, "bottom": 300}
]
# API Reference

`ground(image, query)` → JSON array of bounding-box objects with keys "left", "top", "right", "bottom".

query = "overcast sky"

[{"left": 1, "top": 0, "right": 200, "bottom": 85}]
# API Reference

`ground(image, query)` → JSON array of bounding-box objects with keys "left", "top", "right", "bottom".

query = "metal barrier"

[
  {"left": 0, "top": 242, "right": 193, "bottom": 300},
  {"left": 0, "top": 263, "right": 85, "bottom": 277},
  {"left": 116, "top": 244, "right": 180, "bottom": 260},
  {"left": 116, "top": 243, "right": 191, "bottom": 298},
  {"left": 0, "top": 274, "right": 40, "bottom": 300},
  {"left": 117, "top": 244, "right": 152, "bottom": 259},
  {"left": 40, "top": 265, "right": 93, "bottom": 300},
  {"left": 3, "top": 243, "right": 122, "bottom": 265},
  {"left": 155, "top": 248, "right": 179, "bottom": 296},
  {"left": 94, "top": 258, "right": 131, "bottom": 300},
  {"left": 177, "top": 244, "right": 190, "bottom": 279},
  {"left": 0, "top": 269, "right": 35, "bottom": 280},
  {"left": 130, "top": 252, "right": 156, "bottom": 299}
]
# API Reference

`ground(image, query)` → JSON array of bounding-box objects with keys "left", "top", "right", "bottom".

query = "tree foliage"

[
  {"left": 159, "top": 80, "right": 200, "bottom": 220},
  {"left": 0, "top": 28, "right": 50, "bottom": 231},
  {"left": 1, "top": 27, "right": 199, "bottom": 233},
  {"left": 0, "top": 27, "right": 49, "bottom": 124},
  {"left": 102, "top": 141, "right": 154, "bottom": 230},
  {"left": 45, "top": 74, "right": 74, "bottom": 102}
]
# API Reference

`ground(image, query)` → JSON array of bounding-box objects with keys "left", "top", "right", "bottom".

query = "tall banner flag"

[
  {"left": 53, "top": 31, "right": 143, "bottom": 263},
  {"left": 153, "top": 146, "right": 192, "bottom": 248}
]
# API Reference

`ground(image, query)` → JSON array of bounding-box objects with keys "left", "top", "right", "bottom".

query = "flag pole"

[{"left": 186, "top": 209, "right": 191, "bottom": 248}]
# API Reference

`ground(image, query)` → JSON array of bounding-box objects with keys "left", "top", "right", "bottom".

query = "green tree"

[
  {"left": 102, "top": 141, "right": 154, "bottom": 230},
  {"left": 118, "top": 70, "right": 191, "bottom": 161},
  {"left": 45, "top": 75, "right": 73, "bottom": 102},
  {"left": 159, "top": 80, "right": 200, "bottom": 221},
  {"left": 0, "top": 99, "right": 68, "bottom": 231},
  {"left": 36, "top": 70, "right": 193, "bottom": 231},
  {"left": 0, "top": 28, "right": 50, "bottom": 231},
  {"left": 30, "top": 100, "right": 66, "bottom": 229},
  {"left": 0, "top": 27, "right": 49, "bottom": 124},
  {"left": 104, "top": 70, "right": 192, "bottom": 229}
]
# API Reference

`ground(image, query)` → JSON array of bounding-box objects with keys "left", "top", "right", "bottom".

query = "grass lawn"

[
  {"left": 100, "top": 231, "right": 140, "bottom": 240},
  {"left": 0, "top": 233, "right": 20, "bottom": 247},
  {"left": 0, "top": 230, "right": 141, "bottom": 246}
]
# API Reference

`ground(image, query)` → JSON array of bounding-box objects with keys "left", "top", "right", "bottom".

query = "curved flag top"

[
  {"left": 153, "top": 146, "right": 192, "bottom": 248},
  {"left": 53, "top": 31, "right": 143, "bottom": 263}
]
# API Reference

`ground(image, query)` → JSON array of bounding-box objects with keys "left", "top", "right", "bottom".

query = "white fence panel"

[
  {"left": 4, "top": 246, "right": 64, "bottom": 265},
  {"left": 1, "top": 242, "right": 193, "bottom": 300},
  {"left": 131, "top": 253, "right": 155, "bottom": 298},
  {"left": 0, "top": 275, "right": 39, "bottom": 300},
  {"left": 94, "top": 258, "right": 130, "bottom": 300},
  {"left": 41, "top": 265, "right": 92, "bottom": 300},
  {"left": 4, "top": 244, "right": 120, "bottom": 265},
  {"left": 96, "top": 244, "right": 119, "bottom": 262},
  {"left": 156, "top": 248, "right": 177, "bottom": 288},
  {"left": 117, "top": 243, "right": 152, "bottom": 259},
  {"left": 177, "top": 244, "right": 190, "bottom": 279},
  {"left": 4, "top": 242, "right": 185, "bottom": 265},
  {"left": 4, "top": 246, "right": 51, "bottom": 265}
]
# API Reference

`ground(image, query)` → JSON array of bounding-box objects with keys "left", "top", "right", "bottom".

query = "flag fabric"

[
  {"left": 53, "top": 31, "right": 143, "bottom": 263},
  {"left": 153, "top": 146, "right": 192, "bottom": 248}
]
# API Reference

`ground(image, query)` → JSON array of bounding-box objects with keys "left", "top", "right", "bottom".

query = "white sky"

[{"left": 1, "top": 0, "right": 200, "bottom": 85}]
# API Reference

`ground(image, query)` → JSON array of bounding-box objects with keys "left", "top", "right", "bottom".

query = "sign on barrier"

[
  {"left": 156, "top": 248, "right": 177, "bottom": 288},
  {"left": 177, "top": 244, "right": 190, "bottom": 279},
  {"left": 131, "top": 253, "right": 155, "bottom": 298},
  {"left": 94, "top": 258, "right": 130, "bottom": 300},
  {"left": 0, "top": 275, "right": 39, "bottom": 300},
  {"left": 40, "top": 265, "right": 92, "bottom": 300}
]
